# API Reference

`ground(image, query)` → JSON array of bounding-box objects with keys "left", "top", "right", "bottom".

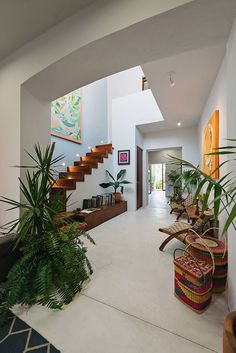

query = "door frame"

[{"left": 136, "top": 146, "right": 143, "bottom": 209}]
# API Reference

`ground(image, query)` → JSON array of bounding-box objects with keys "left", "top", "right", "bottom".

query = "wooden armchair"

[
  {"left": 170, "top": 193, "right": 194, "bottom": 220},
  {"left": 158, "top": 210, "right": 213, "bottom": 252}
]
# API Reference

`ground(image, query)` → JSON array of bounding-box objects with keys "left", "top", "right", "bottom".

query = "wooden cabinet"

[{"left": 77, "top": 201, "right": 127, "bottom": 230}]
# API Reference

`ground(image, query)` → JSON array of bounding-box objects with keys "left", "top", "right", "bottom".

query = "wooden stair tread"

[
  {"left": 59, "top": 172, "right": 85, "bottom": 181},
  {"left": 95, "top": 143, "right": 112, "bottom": 148},
  {"left": 75, "top": 161, "right": 98, "bottom": 167},
  {"left": 68, "top": 165, "right": 92, "bottom": 174}
]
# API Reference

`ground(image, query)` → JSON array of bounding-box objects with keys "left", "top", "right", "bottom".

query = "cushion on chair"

[
  {"left": 159, "top": 221, "right": 191, "bottom": 236},
  {"left": 170, "top": 202, "right": 185, "bottom": 211}
]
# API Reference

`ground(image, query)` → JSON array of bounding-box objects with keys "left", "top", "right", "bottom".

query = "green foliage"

[
  {"left": 0, "top": 143, "right": 94, "bottom": 324},
  {"left": 167, "top": 169, "right": 181, "bottom": 187},
  {"left": 168, "top": 139, "right": 236, "bottom": 234},
  {"left": 179, "top": 169, "right": 201, "bottom": 193},
  {"left": 167, "top": 170, "right": 183, "bottom": 202},
  {"left": 155, "top": 180, "right": 163, "bottom": 190},
  {"left": 99, "top": 169, "right": 132, "bottom": 194}
]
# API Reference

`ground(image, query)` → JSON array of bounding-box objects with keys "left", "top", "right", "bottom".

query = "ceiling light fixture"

[
  {"left": 177, "top": 122, "right": 181, "bottom": 127},
  {"left": 62, "top": 162, "right": 66, "bottom": 166},
  {"left": 169, "top": 71, "right": 175, "bottom": 87}
]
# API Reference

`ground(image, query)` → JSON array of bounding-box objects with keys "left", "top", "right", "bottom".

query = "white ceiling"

[
  {"left": 139, "top": 44, "right": 226, "bottom": 133},
  {"left": 0, "top": 0, "right": 98, "bottom": 61},
  {"left": 24, "top": 0, "right": 236, "bottom": 103}
]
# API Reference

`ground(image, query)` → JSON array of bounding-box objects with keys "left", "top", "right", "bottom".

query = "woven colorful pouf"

[
  {"left": 174, "top": 249, "right": 213, "bottom": 313},
  {"left": 185, "top": 234, "right": 227, "bottom": 293}
]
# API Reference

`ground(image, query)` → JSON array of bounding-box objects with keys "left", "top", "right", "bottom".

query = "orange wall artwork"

[{"left": 202, "top": 110, "right": 219, "bottom": 179}]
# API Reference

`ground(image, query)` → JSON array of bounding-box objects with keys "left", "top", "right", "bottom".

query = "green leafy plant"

[
  {"left": 99, "top": 170, "right": 131, "bottom": 194},
  {"left": 167, "top": 169, "right": 181, "bottom": 187},
  {"left": 156, "top": 180, "right": 163, "bottom": 190},
  {"left": 167, "top": 169, "right": 183, "bottom": 202},
  {"left": 169, "top": 139, "right": 236, "bottom": 234},
  {"left": 179, "top": 169, "right": 201, "bottom": 193},
  {"left": 0, "top": 143, "right": 94, "bottom": 324}
]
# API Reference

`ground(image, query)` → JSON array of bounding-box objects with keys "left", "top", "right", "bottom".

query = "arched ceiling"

[{"left": 24, "top": 0, "right": 236, "bottom": 104}]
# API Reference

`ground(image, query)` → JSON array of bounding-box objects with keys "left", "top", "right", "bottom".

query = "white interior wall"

[
  {"left": 112, "top": 90, "right": 163, "bottom": 211},
  {"left": 197, "top": 56, "right": 228, "bottom": 235},
  {"left": 107, "top": 66, "right": 144, "bottom": 140},
  {"left": 197, "top": 57, "right": 227, "bottom": 173},
  {"left": 143, "top": 126, "right": 198, "bottom": 206},
  {"left": 226, "top": 18, "right": 236, "bottom": 311}
]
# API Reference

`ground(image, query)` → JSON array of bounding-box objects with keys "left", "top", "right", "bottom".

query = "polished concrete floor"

[{"left": 16, "top": 193, "right": 228, "bottom": 353}]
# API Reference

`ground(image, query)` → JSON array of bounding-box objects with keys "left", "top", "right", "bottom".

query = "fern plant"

[{"left": 0, "top": 143, "right": 94, "bottom": 324}]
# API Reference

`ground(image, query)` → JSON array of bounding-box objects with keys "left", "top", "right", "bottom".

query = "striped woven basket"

[
  {"left": 174, "top": 249, "right": 213, "bottom": 313},
  {"left": 175, "top": 278, "right": 212, "bottom": 312},
  {"left": 185, "top": 234, "right": 227, "bottom": 293}
]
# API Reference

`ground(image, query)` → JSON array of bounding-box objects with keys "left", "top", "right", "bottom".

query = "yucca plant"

[
  {"left": 169, "top": 138, "right": 236, "bottom": 234},
  {"left": 0, "top": 143, "right": 94, "bottom": 324}
]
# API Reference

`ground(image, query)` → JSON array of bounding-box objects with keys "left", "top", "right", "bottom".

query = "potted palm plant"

[
  {"left": 99, "top": 169, "right": 132, "bottom": 203},
  {"left": 0, "top": 143, "right": 94, "bottom": 325}
]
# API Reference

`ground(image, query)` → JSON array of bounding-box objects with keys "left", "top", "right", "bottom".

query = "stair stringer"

[{"left": 66, "top": 153, "right": 113, "bottom": 211}]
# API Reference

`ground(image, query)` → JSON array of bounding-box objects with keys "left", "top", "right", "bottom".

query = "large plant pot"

[
  {"left": 223, "top": 311, "right": 236, "bottom": 353},
  {"left": 113, "top": 192, "right": 122, "bottom": 203}
]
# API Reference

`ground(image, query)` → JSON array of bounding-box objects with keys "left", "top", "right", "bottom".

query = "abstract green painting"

[{"left": 51, "top": 88, "right": 82, "bottom": 143}]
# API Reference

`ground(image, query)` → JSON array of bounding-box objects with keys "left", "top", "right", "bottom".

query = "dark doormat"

[{"left": 0, "top": 311, "right": 61, "bottom": 353}]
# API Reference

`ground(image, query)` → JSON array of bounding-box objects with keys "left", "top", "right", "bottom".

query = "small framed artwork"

[{"left": 118, "top": 150, "right": 130, "bottom": 165}]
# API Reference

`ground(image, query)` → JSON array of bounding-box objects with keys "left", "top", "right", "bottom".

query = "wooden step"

[
  {"left": 93, "top": 146, "right": 112, "bottom": 154},
  {"left": 86, "top": 151, "right": 108, "bottom": 158},
  {"left": 68, "top": 165, "right": 92, "bottom": 174},
  {"left": 74, "top": 160, "right": 98, "bottom": 168},
  {"left": 95, "top": 143, "right": 112, "bottom": 149},
  {"left": 81, "top": 156, "right": 103, "bottom": 163},
  {"left": 53, "top": 179, "right": 76, "bottom": 190},
  {"left": 59, "top": 172, "right": 85, "bottom": 181}
]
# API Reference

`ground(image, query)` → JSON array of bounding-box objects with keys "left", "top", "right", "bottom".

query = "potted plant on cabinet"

[{"left": 99, "top": 169, "right": 131, "bottom": 203}]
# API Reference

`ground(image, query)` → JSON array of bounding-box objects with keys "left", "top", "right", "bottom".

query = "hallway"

[
  {"left": 148, "top": 190, "right": 168, "bottom": 208},
  {"left": 16, "top": 204, "right": 228, "bottom": 353}
]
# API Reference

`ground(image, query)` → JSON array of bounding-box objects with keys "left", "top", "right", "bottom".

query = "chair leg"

[
  {"left": 159, "top": 234, "right": 175, "bottom": 252},
  {"left": 177, "top": 210, "right": 184, "bottom": 220}
]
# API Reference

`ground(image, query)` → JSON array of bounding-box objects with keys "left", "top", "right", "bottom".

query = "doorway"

[
  {"left": 137, "top": 146, "right": 143, "bottom": 209},
  {"left": 150, "top": 164, "right": 166, "bottom": 191},
  {"left": 147, "top": 147, "right": 182, "bottom": 208},
  {"left": 148, "top": 163, "right": 166, "bottom": 208}
]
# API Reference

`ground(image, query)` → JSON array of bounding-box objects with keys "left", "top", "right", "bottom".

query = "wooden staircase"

[{"left": 52, "top": 144, "right": 113, "bottom": 209}]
